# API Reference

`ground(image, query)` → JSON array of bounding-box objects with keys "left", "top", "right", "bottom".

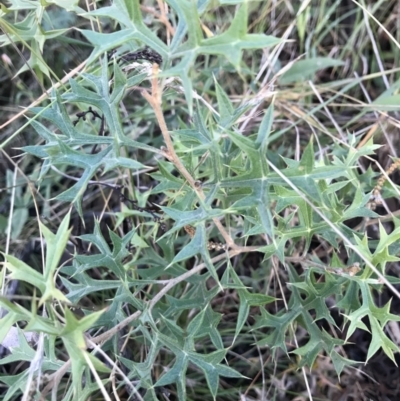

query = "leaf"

[
  {"left": 61, "top": 274, "right": 126, "bottom": 304},
  {"left": 81, "top": 0, "right": 168, "bottom": 65},
  {"left": 343, "top": 187, "right": 378, "bottom": 220},
  {"left": 4, "top": 255, "right": 46, "bottom": 294},
  {"left": 330, "top": 350, "right": 359, "bottom": 376},
  {"left": 200, "top": 4, "right": 281, "bottom": 67},
  {"left": 367, "top": 315, "right": 400, "bottom": 364},
  {"left": 186, "top": 307, "right": 206, "bottom": 338},
  {"left": 299, "top": 138, "right": 315, "bottom": 174},
  {"left": 76, "top": 221, "right": 133, "bottom": 279},
  {"left": 10, "top": 208, "right": 28, "bottom": 240},
  {"left": 255, "top": 101, "right": 274, "bottom": 152},
  {"left": 0, "top": 14, "right": 36, "bottom": 45},
  {"left": 279, "top": 57, "right": 345, "bottom": 84},
  {"left": 160, "top": 206, "right": 223, "bottom": 236},
  {"left": 1, "top": 0, "right": 38, "bottom": 11},
  {"left": 369, "top": 94, "right": 400, "bottom": 111},
  {"left": 41, "top": 212, "right": 71, "bottom": 279},
  {"left": 161, "top": 53, "right": 197, "bottom": 114},
  {"left": 0, "top": 371, "right": 28, "bottom": 401},
  {"left": 229, "top": 267, "right": 275, "bottom": 343},
  {"left": 0, "top": 327, "right": 35, "bottom": 363},
  {"left": 155, "top": 354, "right": 188, "bottom": 400},
  {"left": 3, "top": 213, "right": 72, "bottom": 304},
  {"left": 162, "top": 1, "right": 280, "bottom": 112},
  {"left": 188, "top": 350, "right": 243, "bottom": 398},
  {"left": 215, "top": 78, "right": 234, "bottom": 127},
  {"left": 46, "top": 0, "right": 83, "bottom": 12},
  {"left": 171, "top": 223, "right": 205, "bottom": 264}
]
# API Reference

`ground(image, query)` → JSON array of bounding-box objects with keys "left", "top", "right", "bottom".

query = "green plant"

[{"left": 1, "top": 1, "right": 400, "bottom": 400}]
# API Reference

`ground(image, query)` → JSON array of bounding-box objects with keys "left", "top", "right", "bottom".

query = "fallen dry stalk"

[{"left": 141, "top": 64, "right": 238, "bottom": 248}]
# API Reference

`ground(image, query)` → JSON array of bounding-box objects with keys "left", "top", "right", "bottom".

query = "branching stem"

[
  {"left": 89, "top": 245, "right": 257, "bottom": 347},
  {"left": 141, "top": 64, "right": 236, "bottom": 249}
]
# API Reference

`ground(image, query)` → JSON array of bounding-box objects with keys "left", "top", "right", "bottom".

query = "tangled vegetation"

[{"left": 1, "top": 1, "right": 400, "bottom": 400}]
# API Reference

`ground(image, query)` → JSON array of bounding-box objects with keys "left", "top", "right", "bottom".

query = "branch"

[
  {"left": 89, "top": 245, "right": 259, "bottom": 347},
  {"left": 141, "top": 64, "right": 236, "bottom": 249}
]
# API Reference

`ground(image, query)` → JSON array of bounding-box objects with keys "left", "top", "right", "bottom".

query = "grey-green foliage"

[{"left": 2, "top": 0, "right": 400, "bottom": 400}]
